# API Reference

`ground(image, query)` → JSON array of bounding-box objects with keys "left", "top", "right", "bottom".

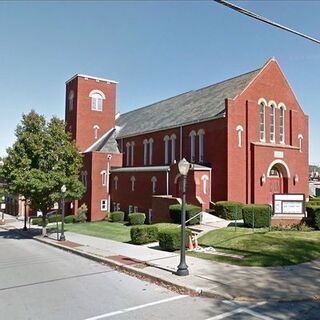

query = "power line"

[{"left": 214, "top": 0, "right": 320, "bottom": 45}]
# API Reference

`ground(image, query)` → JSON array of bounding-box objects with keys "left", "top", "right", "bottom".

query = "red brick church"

[{"left": 65, "top": 58, "right": 309, "bottom": 221}]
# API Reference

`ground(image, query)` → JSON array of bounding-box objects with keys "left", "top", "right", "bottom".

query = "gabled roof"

[
  {"left": 85, "top": 128, "right": 120, "bottom": 153},
  {"left": 115, "top": 68, "right": 261, "bottom": 138}
]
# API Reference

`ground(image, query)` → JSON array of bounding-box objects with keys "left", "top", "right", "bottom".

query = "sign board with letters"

[{"left": 272, "top": 194, "right": 305, "bottom": 215}]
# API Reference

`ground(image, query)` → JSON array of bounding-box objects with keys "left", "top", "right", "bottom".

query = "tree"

[{"left": 0, "top": 111, "right": 84, "bottom": 234}]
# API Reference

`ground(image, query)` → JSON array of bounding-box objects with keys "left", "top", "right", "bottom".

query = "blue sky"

[{"left": 0, "top": 1, "right": 319, "bottom": 164}]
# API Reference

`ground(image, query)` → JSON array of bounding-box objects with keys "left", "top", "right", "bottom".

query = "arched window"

[
  {"left": 114, "top": 176, "right": 119, "bottom": 190},
  {"left": 148, "top": 138, "right": 153, "bottom": 165},
  {"left": 258, "top": 99, "right": 266, "bottom": 142},
  {"left": 81, "top": 170, "right": 88, "bottom": 191},
  {"left": 201, "top": 175, "right": 209, "bottom": 194},
  {"left": 126, "top": 142, "right": 130, "bottom": 166},
  {"left": 189, "top": 130, "right": 196, "bottom": 163},
  {"left": 93, "top": 125, "right": 100, "bottom": 140},
  {"left": 143, "top": 139, "right": 148, "bottom": 165},
  {"left": 130, "top": 176, "right": 136, "bottom": 192},
  {"left": 197, "top": 129, "right": 205, "bottom": 163},
  {"left": 163, "top": 135, "right": 169, "bottom": 164},
  {"left": 236, "top": 125, "right": 244, "bottom": 147},
  {"left": 151, "top": 176, "right": 157, "bottom": 193},
  {"left": 298, "top": 134, "right": 303, "bottom": 153},
  {"left": 101, "top": 170, "right": 107, "bottom": 186},
  {"left": 68, "top": 90, "right": 74, "bottom": 112},
  {"left": 269, "top": 102, "right": 276, "bottom": 143},
  {"left": 131, "top": 141, "right": 135, "bottom": 166},
  {"left": 89, "top": 90, "right": 105, "bottom": 111},
  {"left": 170, "top": 134, "right": 176, "bottom": 164},
  {"left": 279, "top": 103, "right": 286, "bottom": 144}
]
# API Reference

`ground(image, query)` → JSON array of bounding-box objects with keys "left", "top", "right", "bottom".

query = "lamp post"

[
  {"left": 107, "top": 154, "right": 112, "bottom": 212},
  {"left": 60, "top": 184, "right": 67, "bottom": 241},
  {"left": 23, "top": 197, "right": 28, "bottom": 231},
  {"left": 176, "top": 158, "right": 190, "bottom": 276},
  {"left": 1, "top": 195, "right": 5, "bottom": 224}
]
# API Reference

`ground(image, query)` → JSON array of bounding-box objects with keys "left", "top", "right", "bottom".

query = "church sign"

[{"left": 273, "top": 194, "right": 305, "bottom": 215}]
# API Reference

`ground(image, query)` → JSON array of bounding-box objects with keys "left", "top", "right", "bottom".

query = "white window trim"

[
  {"left": 298, "top": 134, "right": 303, "bottom": 153},
  {"left": 101, "top": 199, "right": 108, "bottom": 211},
  {"left": 93, "top": 125, "right": 100, "bottom": 140},
  {"left": 126, "top": 142, "right": 130, "bottom": 166},
  {"left": 143, "top": 139, "right": 148, "bottom": 166},
  {"left": 114, "top": 176, "right": 119, "bottom": 190},
  {"left": 164, "top": 136, "right": 169, "bottom": 165},
  {"left": 170, "top": 134, "right": 176, "bottom": 164},
  {"left": 81, "top": 170, "right": 88, "bottom": 192},
  {"left": 236, "top": 125, "right": 243, "bottom": 147},
  {"left": 201, "top": 175, "right": 209, "bottom": 194},
  {"left": 189, "top": 130, "right": 196, "bottom": 163},
  {"left": 151, "top": 176, "right": 157, "bottom": 193},
  {"left": 197, "top": 129, "right": 205, "bottom": 163},
  {"left": 148, "top": 138, "right": 153, "bottom": 165},
  {"left": 279, "top": 103, "right": 286, "bottom": 144},
  {"left": 269, "top": 103, "right": 276, "bottom": 143},
  {"left": 130, "top": 176, "right": 136, "bottom": 192},
  {"left": 68, "top": 90, "right": 74, "bottom": 112},
  {"left": 101, "top": 170, "right": 107, "bottom": 186},
  {"left": 131, "top": 141, "right": 135, "bottom": 166},
  {"left": 258, "top": 100, "right": 266, "bottom": 142}
]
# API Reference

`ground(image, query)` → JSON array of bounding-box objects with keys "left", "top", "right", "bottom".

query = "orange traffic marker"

[{"left": 188, "top": 235, "right": 194, "bottom": 250}]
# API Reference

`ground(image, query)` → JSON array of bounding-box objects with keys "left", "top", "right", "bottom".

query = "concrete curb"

[{"left": 1, "top": 226, "right": 319, "bottom": 303}]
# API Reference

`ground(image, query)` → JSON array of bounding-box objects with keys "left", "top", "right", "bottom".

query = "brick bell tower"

[{"left": 65, "top": 74, "right": 118, "bottom": 152}]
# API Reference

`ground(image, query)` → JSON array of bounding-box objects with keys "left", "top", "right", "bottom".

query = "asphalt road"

[{"left": 0, "top": 228, "right": 319, "bottom": 320}]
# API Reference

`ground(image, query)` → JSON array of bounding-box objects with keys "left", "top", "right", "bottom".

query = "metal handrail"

[{"left": 176, "top": 211, "right": 203, "bottom": 227}]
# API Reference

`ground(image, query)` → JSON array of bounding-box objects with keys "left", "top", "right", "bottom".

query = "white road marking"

[
  {"left": 84, "top": 295, "right": 188, "bottom": 320},
  {"left": 205, "top": 301, "right": 274, "bottom": 320}
]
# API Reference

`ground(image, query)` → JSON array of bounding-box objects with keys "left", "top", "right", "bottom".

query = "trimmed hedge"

[
  {"left": 130, "top": 225, "right": 158, "bottom": 244},
  {"left": 169, "top": 204, "right": 201, "bottom": 225},
  {"left": 306, "top": 205, "right": 320, "bottom": 230},
  {"left": 158, "top": 227, "right": 192, "bottom": 252},
  {"left": 242, "top": 204, "right": 272, "bottom": 228},
  {"left": 64, "top": 215, "right": 76, "bottom": 224},
  {"left": 214, "top": 201, "right": 244, "bottom": 220},
  {"left": 109, "top": 211, "right": 125, "bottom": 222},
  {"left": 48, "top": 214, "right": 62, "bottom": 223},
  {"left": 128, "top": 212, "right": 146, "bottom": 225},
  {"left": 30, "top": 217, "right": 42, "bottom": 225}
]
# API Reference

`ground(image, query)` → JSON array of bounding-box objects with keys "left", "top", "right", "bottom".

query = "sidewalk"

[{"left": 1, "top": 216, "right": 320, "bottom": 302}]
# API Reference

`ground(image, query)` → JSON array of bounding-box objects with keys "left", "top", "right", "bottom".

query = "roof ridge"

[{"left": 118, "top": 67, "right": 261, "bottom": 118}]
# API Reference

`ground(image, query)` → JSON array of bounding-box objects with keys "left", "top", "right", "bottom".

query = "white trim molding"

[{"left": 267, "top": 159, "right": 291, "bottom": 178}]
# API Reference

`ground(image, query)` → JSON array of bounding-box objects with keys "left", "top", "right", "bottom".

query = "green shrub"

[
  {"left": 76, "top": 204, "right": 88, "bottom": 223},
  {"left": 158, "top": 227, "right": 192, "bottom": 252},
  {"left": 306, "top": 205, "right": 320, "bottom": 230},
  {"left": 128, "top": 212, "right": 146, "bottom": 225},
  {"left": 64, "top": 215, "right": 76, "bottom": 224},
  {"left": 30, "top": 217, "right": 42, "bottom": 225},
  {"left": 38, "top": 218, "right": 48, "bottom": 227},
  {"left": 169, "top": 204, "right": 201, "bottom": 225},
  {"left": 214, "top": 201, "right": 243, "bottom": 220},
  {"left": 242, "top": 204, "right": 272, "bottom": 228},
  {"left": 109, "top": 211, "right": 125, "bottom": 222},
  {"left": 130, "top": 225, "right": 158, "bottom": 244},
  {"left": 48, "top": 214, "right": 62, "bottom": 223}
]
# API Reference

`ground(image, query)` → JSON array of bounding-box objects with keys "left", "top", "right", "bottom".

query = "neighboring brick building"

[{"left": 65, "top": 58, "right": 309, "bottom": 221}]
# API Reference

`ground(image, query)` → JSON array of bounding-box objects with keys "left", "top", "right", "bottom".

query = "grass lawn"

[
  {"left": 65, "top": 221, "right": 177, "bottom": 243},
  {"left": 188, "top": 227, "right": 320, "bottom": 267}
]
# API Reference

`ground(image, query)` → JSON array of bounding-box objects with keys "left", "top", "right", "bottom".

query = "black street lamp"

[
  {"left": 23, "top": 197, "right": 28, "bottom": 231},
  {"left": 176, "top": 158, "right": 190, "bottom": 277},
  {"left": 60, "top": 184, "right": 67, "bottom": 241}
]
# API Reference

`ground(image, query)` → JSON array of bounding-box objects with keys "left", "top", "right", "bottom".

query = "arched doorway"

[{"left": 267, "top": 161, "right": 290, "bottom": 203}]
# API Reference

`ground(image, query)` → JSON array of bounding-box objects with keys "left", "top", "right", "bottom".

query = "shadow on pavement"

[{"left": 0, "top": 227, "right": 42, "bottom": 240}]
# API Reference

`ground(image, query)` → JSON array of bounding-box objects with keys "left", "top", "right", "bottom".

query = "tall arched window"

[
  {"left": 197, "top": 129, "right": 205, "bottom": 163},
  {"left": 201, "top": 175, "right": 209, "bottom": 194},
  {"left": 89, "top": 90, "right": 105, "bottom": 111},
  {"left": 258, "top": 99, "right": 266, "bottom": 142},
  {"left": 170, "top": 134, "right": 176, "bottom": 164},
  {"left": 68, "top": 90, "right": 74, "bottom": 112},
  {"left": 151, "top": 176, "right": 157, "bottom": 193},
  {"left": 148, "top": 138, "right": 153, "bottom": 165},
  {"left": 130, "top": 176, "right": 136, "bottom": 192},
  {"left": 279, "top": 103, "right": 286, "bottom": 144},
  {"left": 114, "top": 176, "right": 119, "bottom": 190},
  {"left": 269, "top": 102, "right": 276, "bottom": 143},
  {"left": 189, "top": 130, "right": 196, "bottom": 163},
  {"left": 93, "top": 125, "right": 100, "bottom": 140},
  {"left": 164, "top": 135, "right": 169, "bottom": 165},
  {"left": 236, "top": 125, "right": 244, "bottom": 147},
  {"left": 101, "top": 170, "right": 107, "bottom": 186},
  {"left": 298, "top": 134, "right": 303, "bottom": 152},
  {"left": 81, "top": 171, "right": 88, "bottom": 191},
  {"left": 131, "top": 141, "right": 135, "bottom": 166},
  {"left": 126, "top": 142, "right": 130, "bottom": 166},
  {"left": 143, "top": 139, "right": 148, "bottom": 165}
]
